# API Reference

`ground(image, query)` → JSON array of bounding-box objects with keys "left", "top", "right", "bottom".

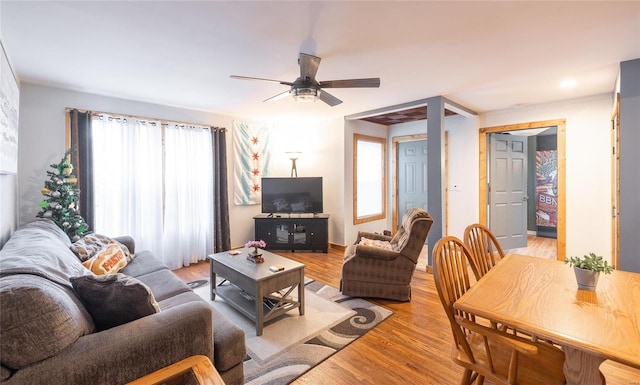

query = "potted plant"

[{"left": 565, "top": 252, "right": 614, "bottom": 291}]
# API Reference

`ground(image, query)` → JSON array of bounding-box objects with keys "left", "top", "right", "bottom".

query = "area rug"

[{"left": 194, "top": 279, "right": 392, "bottom": 385}]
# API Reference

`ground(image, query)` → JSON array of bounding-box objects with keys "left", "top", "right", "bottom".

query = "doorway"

[
  {"left": 487, "top": 132, "right": 529, "bottom": 250},
  {"left": 391, "top": 133, "right": 448, "bottom": 234},
  {"left": 392, "top": 134, "right": 428, "bottom": 271},
  {"left": 398, "top": 139, "right": 427, "bottom": 216},
  {"left": 479, "top": 119, "right": 566, "bottom": 261}
]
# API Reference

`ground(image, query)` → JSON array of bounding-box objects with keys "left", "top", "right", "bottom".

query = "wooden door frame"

[
  {"left": 479, "top": 119, "right": 566, "bottom": 261},
  {"left": 392, "top": 132, "right": 448, "bottom": 235},
  {"left": 611, "top": 93, "right": 620, "bottom": 269}
]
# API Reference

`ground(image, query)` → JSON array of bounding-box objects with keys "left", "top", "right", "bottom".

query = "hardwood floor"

[
  {"left": 174, "top": 248, "right": 640, "bottom": 385},
  {"left": 506, "top": 234, "right": 558, "bottom": 260}
]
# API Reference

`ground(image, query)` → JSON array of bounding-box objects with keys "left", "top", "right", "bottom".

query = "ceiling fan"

[{"left": 230, "top": 53, "right": 380, "bottom": 107}]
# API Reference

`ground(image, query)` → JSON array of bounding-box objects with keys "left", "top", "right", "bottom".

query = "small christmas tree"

[{"left": 36, "top": 149, "right": 89, "bottom": 241}]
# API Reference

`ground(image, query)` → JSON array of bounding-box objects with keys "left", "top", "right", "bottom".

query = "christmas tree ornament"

[{"left": 36, "top": 149, "right": 89, "bottom": 240}]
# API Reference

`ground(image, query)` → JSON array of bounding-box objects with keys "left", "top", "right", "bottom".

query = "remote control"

[{"left": 269, "top": 265, "right": 284, "bottom": 272}]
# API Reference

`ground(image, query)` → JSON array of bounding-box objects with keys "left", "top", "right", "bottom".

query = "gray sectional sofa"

[{"left": 0, "top": 219, "right": 246, "bottom": 385}]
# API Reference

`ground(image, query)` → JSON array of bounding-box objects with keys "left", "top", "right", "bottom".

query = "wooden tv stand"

[{"left": 254, "top": 214, "right": 329, "bottom": 253}]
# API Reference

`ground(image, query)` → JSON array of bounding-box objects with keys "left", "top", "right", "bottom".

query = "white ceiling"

[{"left": 2, "top": 1, "right": 639, "bottom": 122}]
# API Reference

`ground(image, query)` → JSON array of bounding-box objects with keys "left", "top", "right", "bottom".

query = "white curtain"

[
  {"left": 91, "top": 117, "right": 214, "bottom": 269},
  {"left": 162, "top": 123, "right": 214, "bottom": 269},
  {"left": 91, "top": 116, "right": 164, "bottom": 261}
]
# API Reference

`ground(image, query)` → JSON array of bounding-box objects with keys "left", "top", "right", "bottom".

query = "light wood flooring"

[
  {"left": 174, "top": 247, "right": 640, "bottom": 385},
  {"left": 506, "top": 234, "right": 558, "bottom": 260}
]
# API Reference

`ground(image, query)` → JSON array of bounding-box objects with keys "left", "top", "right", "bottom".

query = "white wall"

[
  {"left": 17, "top": 83, "right": 345, "bottom": 249},
  {"left": 259, "top": 116, "right": 345, "bottom": 246},
  {"left": 388, "top": 115, "right": 479, "bottom": 239},
  {"left": 480, "top": 94, "right": 614, "bottom": 260},
  {"left": 19, "top": 82, "right": 615, "bottom": 260},
  {"left": 444, "top": 114, "right": 480, "bottom": 238}
]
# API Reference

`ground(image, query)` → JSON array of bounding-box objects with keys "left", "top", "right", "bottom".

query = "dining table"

[{"left": 454, "top": 253, "right": 640, "bottom": 385}]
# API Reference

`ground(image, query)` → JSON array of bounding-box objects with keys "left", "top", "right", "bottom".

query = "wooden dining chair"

[
  {"left": 432, "top": 236, "right": 566, "bottom": 385},
  {"left": 464, "top": 223, "right": 505, "bottom": 280}
]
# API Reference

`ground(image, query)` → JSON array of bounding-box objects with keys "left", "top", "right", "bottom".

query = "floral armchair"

[{"left": 340, "top": 208, "right": 434, "bottom": 301}]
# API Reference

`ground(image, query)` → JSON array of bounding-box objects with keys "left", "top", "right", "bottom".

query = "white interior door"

[
  {"left": 398, "top": 140, "right": 427, "bottom": 230},
  {"left": 489, "top": 133, "right": 528, "bottom": 249}
]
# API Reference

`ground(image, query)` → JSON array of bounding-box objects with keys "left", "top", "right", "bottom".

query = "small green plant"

[{"left": 565, "top": 252, "right": 614, "bottom": 274}]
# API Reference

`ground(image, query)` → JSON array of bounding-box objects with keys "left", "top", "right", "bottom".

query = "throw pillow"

[
  {"left": 71, "top": 233, "right": 133, "bottom": 262},
  {"left": 82, "top": 242, "right": 128, "bottom": 275},
  {"left": 358, "top": 237, "right": 394, "bottom": 251},
  {"left": 0, "top": 275, "right": 94, "bottom": 369},
  {"left": 70, "top": 274, "right": 160, "bottom": 331}
]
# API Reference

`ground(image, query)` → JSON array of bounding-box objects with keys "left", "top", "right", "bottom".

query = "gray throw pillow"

[
  {"left": 70, "top": 274, "right": 160, "bottom": 331},
  {"left": 0, "top": 275, "right": 94, "bottom": 369}
]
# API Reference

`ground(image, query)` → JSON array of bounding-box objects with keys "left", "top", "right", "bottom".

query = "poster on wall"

[
  {"left": 232, "top": 120, "right": 274, "bottom": 205},
  {"left": 536, "top": 149, "right": 558, "bottom": 228},
  {"left": 1, "top": 40, "right": 19, "bottom": 174}
]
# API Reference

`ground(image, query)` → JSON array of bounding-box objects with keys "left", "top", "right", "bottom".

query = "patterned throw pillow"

[
  {"left": 82, "top": 242, "right": 128, "bottom": 275},
  {"left": 358, "top": 237, "right": 395, "bottom": 251},
  {"left": 70, "top": 274, "right": 160, "bottom": 331},
  {"left": 71, "top": 233, "right": 133, "bottom": 262}
]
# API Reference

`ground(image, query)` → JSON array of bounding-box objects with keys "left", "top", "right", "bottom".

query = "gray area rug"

[{"left": 194, "top": 279, "right": 393, "bottom": 385}]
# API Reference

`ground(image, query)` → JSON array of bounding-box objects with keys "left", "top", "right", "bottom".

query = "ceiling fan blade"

[
  {"left": 263, "top": 90, "right": 291, "bottom": 103},
  {"left": 319, "top": 78, "right": 381, "bottom": 88},
  {"left": 318, "top": 90, "right": 343, "bottom": 107},
  {"left": 299, "top": 53, "right": 321, "bottom": 81},
  {"left": 230, "top": 75, "right": 293, "bottom": 86}
]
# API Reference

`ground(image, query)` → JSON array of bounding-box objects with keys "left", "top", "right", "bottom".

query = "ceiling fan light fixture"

[{"left": 292, "top": 87, "right": 320, "bottom": 102}]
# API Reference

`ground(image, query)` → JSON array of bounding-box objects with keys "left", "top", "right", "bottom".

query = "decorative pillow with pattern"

[
  {"left": 70, "top": 274, "right": 160, "bottom": 331},
  {"left": 82, "top": 242, "right": 128, "bottom": 275},
  {"left": 358, "top": 237, "right": 395, "bottom": 251},
  {"left": 71, "top": 233, "right": 133, "bottom": 262}
]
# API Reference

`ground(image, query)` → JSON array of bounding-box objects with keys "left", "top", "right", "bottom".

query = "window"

[
  {"left": 353, "top": 134, "right": 387, "bottom": 224},
  {"left": 91, "top": 114, "right": 213, "bottom": 269}
]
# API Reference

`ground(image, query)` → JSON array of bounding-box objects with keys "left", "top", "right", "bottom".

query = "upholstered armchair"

[{"left": 340, "top": 208, "right": 434, "bottom": 301}]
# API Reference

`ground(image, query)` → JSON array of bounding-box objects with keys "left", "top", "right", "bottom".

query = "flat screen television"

[{"left": 261, "top": 177, "right": 323, "bottom": 214}]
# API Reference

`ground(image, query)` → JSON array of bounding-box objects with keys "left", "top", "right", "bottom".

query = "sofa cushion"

[
  {"left": 70, "top": 274, "right": 160, "bottom": 331},
  {"left": 0, "top": 364, "right": 11, "bottom": 381},
  {"left": 82, "top": 242, "right": 128, "bottom": 275},
  {"left": 0, "top": 219, "right": 89, "bottom": 288},
  {"left": 71, "top": 233, "right": 133, "bottom": 262},
  {"left": 135, "top": 269, "right": 192, "bottom": 301},
  {"left": 157, "top": 290, "right": 205, "bottom": 311},
  {"left": 119, "top": 251, "right": 168, "bottom": 277},
  {"left": 0, "top": 275, "right": 94, "bottom": 369}
]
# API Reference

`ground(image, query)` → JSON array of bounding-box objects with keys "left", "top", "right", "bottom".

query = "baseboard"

[{"left": 329, "top": 243, "right": 346, "bottom": 253}]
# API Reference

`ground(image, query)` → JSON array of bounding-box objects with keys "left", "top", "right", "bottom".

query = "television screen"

[{"left": 261, "top": 177, "right": 323, "bottom": 214}]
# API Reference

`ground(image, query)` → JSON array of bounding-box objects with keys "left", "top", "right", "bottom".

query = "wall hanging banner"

[
  {"left": 233, "top": 120, "right": 273, "bottom": 205},
  {"left": 536, "top": 149, "right": 558, "bottom": 228}
]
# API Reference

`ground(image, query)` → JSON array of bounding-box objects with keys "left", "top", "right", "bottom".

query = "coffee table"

[{"left": 207, "top": 248, "right": 305, "bottom": 336}]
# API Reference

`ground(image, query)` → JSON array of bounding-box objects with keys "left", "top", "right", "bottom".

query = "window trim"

[{"left": 353, "top": 133, "right": 387, "bottom": 225}]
